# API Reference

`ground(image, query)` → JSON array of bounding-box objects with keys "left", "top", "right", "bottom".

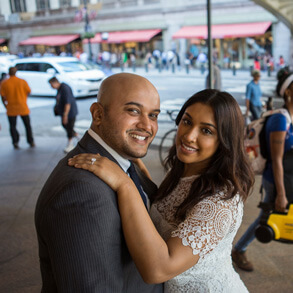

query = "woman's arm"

[
  {"left": 270, "top": 131, "right": 288, "bottom": 211},
  {"left": 68, "top": 154, "right": 199, "bottom": 283}
]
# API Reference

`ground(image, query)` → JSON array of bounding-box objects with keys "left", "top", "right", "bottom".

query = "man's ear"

[{"left": 90, "top": 102, "right": 104, "bottom": 126}]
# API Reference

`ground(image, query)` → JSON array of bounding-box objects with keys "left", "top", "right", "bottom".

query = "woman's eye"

[
  {"left": 182, "top": 118, "right": 191, "bottom": 125},
  {"left": 202, "top": 128, "right": 212, "bottom": 135}
]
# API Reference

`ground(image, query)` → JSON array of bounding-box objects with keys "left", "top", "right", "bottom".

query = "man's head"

[
  {"left": 48, "top": 77, "right": 61, "bottom": 89},
  {"left": 90, "top": 73, "right": 160, "bottom": 160},
  {"left": 9, "top": 67, "right": 17, "bottom": 76},
  {"left": 251, "top": 69, "right": 260, "bottom": 81}
]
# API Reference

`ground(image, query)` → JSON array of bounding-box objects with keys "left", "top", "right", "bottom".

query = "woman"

[
  {"left": 232, "top": 69, "right": 293, "bottom": 272},
  {"left": 68, "top": 90, "right": 254, "bottom": 292}
]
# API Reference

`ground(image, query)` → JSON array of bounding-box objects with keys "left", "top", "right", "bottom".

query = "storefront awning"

[
  {"left": 19, "top": 34, "right": 80, "bottom": 46},
  {"left": 0, "top": 38, "right": 7, "bottom": 44},
  {"left": 172, "top": 22, "right": 271, "bottom": 39},
  {"left": 83, "top": 29, "right": 162, "bottom": 44}
]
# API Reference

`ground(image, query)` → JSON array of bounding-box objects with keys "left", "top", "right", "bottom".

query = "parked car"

[
  {"left": 0, "top": 54, "right": 18, "bottom": 79},
  {"left": 13, "top": 57, "right": 106, "bottom": 98}
]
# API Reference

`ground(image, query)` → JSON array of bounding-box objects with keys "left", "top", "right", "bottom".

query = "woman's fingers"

[
  {"left": 68, "top": 153, "right": 100, "bottom": 166},
  {"left": 68, "top": 153, "right": 131, "bottom": 191}
]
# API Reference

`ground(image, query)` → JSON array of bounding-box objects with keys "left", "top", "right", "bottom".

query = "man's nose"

[{"left": 137, "top": 114, "right": 152, "bottom": 133}]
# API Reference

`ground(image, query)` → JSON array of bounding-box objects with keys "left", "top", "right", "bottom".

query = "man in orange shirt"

[{"left": 1, "top": 67, "right": 35, "bottom": 149}]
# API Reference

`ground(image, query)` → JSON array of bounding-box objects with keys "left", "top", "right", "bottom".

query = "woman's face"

[{"left": 176, "top": 102, "right": 219, "bottom": 177}]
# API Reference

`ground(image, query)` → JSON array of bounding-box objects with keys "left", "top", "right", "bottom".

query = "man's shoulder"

[
  {"left": 60, "top": 83, "right": 74, "bottom": 95},
  {"left": 60, "top": 82, "right": 72, "bottom": 91},
  {"left": 36, "top": 156, "right": 115, "bottom": 215},
  {"left": 44, "top": 156, "right": 113, "bottom": 194}
]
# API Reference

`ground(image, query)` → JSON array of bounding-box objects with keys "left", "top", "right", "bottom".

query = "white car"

[
  {"left": 0, "top": 54, "right": 18, "bottom": 79},
  {"left": 13, "top": 57, "right": 106, "bottom": 98}
]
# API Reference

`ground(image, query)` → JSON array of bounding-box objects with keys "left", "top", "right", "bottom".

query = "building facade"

[{"left": 0, "top": 0, "right": 291, "bottom": 69}]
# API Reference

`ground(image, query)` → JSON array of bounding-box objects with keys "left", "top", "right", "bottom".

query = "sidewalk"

[
  {"left": 110, "top": 66, "right": 277, "bottom": 81},
  {"left": 0, "top": 135, "right": 292, "bottom": 292}
]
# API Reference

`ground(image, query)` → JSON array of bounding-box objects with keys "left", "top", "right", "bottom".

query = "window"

[
  {"left": 36, "top": 0, "right": 50, "bottom": 11},
  {"left": 79, "top": 0, "right": 89, "bottom": 4},
  {"left": 24, "top": 63, "right": 41, "bottom": 72},
  {"left": 15, "top": 63, "right": 26, "bottom": 71},
  {"left": 40, "top": 63, "right": 56, "bottom": 72},
  {"left": 60, "top": 0, "right": 71, "bottom": 7},
  {"left": 10, "top": 0, "right": 26, "bottom": 13}
]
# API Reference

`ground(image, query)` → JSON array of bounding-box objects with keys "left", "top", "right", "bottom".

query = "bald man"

[{"left": 35, "top": 73, "right": 162, "bottom": 293}]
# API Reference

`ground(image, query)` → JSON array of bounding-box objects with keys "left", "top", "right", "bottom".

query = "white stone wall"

[
  {"left": 0, "top": 0, "right": 12, "bottom": 20},
  {"left": 272, "top": 22, "right": 292, "bottom": 69}
]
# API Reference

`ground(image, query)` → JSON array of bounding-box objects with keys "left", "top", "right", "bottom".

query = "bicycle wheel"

[{"left": 159, "top": 129, "right": 177, "bottom": 166}]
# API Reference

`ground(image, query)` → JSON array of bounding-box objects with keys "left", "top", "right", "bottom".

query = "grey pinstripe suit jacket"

[{"left": 35, "top": 132, "right": 163, "bottom": 293}]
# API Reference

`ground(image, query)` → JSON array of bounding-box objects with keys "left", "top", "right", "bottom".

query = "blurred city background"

[{"left": 0, "top": 0, "right": 293, "bottom": 292}]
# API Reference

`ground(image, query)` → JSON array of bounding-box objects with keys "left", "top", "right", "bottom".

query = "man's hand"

[
  {"left": 62, "top": 115, "right": 68, "bottom": 125},
  {"left": 275, "top": 194, "right": 288, "bottom": 212}
]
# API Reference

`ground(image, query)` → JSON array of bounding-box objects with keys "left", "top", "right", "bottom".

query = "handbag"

[{"left": 53, "top": 104, "right": 59, "bottom": 116}]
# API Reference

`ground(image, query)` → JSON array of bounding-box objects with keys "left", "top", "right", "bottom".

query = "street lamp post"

[
  {"left": 207, "top": 0, "right": 213, "bottom": 89},
  {"left": 83, "top": 0, "right": 93, "bottom": 61}
]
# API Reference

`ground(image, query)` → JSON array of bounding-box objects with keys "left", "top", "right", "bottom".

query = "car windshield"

[{"left": 57, "top": 61, "right": 96, "bottom": 72}]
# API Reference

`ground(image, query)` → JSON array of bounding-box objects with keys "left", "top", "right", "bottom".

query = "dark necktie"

[{"left": 127, "top": 162, "right": 148, "bottom": 209}]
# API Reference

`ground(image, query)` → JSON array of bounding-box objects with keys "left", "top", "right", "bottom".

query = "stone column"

[
  {"left": 272, "top": 22, "right": 291, "bottom": 69},
  {"left": 289, "top": 32, "right": 293, "bottom": 71}
]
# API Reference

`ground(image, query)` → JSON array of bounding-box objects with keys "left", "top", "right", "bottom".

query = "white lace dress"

[{"left": 150, "top": 175, "right": 249, "bottom": 293}]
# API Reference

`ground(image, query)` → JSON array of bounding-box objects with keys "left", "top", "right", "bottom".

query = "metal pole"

[
  {"left": 84, "top": 0, "right": 93, "bottom": 61},
  {"left": 207, "top": 0, "right": 213, "bottom": 89}
]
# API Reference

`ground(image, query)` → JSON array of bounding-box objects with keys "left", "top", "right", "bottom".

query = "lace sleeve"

[{"left": 171, "top": 192, "right": 238, "bottom": 259}]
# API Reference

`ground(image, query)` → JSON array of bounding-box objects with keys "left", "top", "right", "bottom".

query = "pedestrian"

[
  {"left": 232, "top": 69, "right": 293, "bottom": 272},
  {"left": 153, "top": 49, "right": 161, "bottom": 69},
  {"left": 205, "top": 63, "right": 222, "bottom": 90},
  {"left": 69, "top": 89, "right": 254, "bottom": 292},
  {"left": 0, "top": 66, "right": 35, "bottom": 149},
  {"left": 278, "top": 55, "right": 285, "bottom": 69},
  {"left": 197, "top": 51, "right": 207, "bottom": 74},
  {"left": 35, "top": 73, "right": 163, "bottom": 292},
  {"left": 48, "top": 77, "right": 78, "bottom": 153},
  {"left": 245, "top": 69, "right": 263, "bottom": 120},
  {"left": 254, "top": 56, "right": 260, "bottom": 70}
]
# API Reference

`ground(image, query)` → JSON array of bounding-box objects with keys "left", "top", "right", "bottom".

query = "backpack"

[{"left": 244, "top": 108, "right": 291, "bottom": 175}]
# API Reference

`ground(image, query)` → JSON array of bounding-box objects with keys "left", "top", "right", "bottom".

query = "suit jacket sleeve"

[{"left": 38, "top": 175, "right": 125, "bottom": 293}]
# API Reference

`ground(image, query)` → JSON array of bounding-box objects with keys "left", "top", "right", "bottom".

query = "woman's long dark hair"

[
  {"left": 156, "top": 89, "right": 255, "bottom": 221},
  {"left": 276, "top": 68, "right": 293, "bottom": 102}
]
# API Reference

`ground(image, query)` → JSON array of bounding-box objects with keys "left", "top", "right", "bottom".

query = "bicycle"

[{"left": 159, "top": 109, "right": 179, "bottom": 166}]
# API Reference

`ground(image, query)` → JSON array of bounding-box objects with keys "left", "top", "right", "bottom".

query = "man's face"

[
  {"left": 93, "top": 80, "right": 160, "bottom": 159},
  {"left": 49, "top": 82, "right": 58, "bottom": 90}
]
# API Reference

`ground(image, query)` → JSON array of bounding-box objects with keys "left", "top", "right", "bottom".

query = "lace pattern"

[{"left": 150, "top": 175, "right": 248, "bottom": 293}]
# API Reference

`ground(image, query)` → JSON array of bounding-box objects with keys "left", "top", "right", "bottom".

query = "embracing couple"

[{"left": 35, "top": 73, "right": 254, "bottom": 293}]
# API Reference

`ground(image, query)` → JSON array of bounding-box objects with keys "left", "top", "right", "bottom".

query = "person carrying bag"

[{"left": 232, "top": 68, "right": 293, "bottom": 272}]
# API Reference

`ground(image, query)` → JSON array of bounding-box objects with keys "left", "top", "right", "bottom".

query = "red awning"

[
  {"left": 172, "top": 22, "right": 271, "bottom": 39},
  {"left": 83, "top": 29, "right": 161, "bottom": 44},
  {"left": 0, "top": 38, "right": 7, "bottom": 44},
  {"left": 19, "top": 34, "right": 80, "bottom": 46}
]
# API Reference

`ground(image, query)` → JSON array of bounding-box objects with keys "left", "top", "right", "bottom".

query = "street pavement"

[{"left": 0, "top": 67, "right": 292, "bottom": 292}]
